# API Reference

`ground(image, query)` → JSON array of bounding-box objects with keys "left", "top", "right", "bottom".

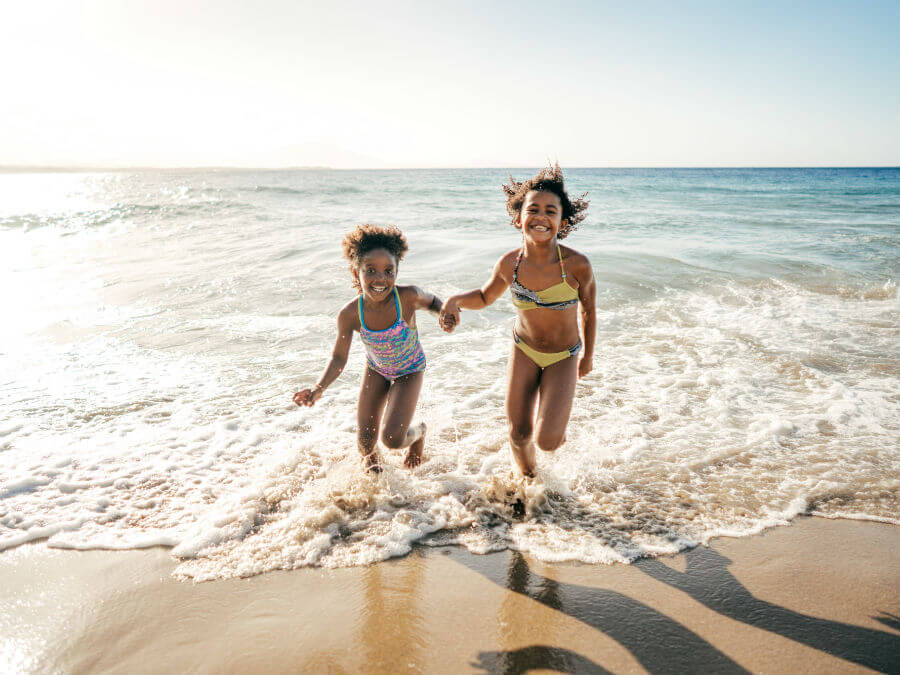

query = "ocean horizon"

[{"left": 3, "top": 164, "right": 899, "bottom": 172}]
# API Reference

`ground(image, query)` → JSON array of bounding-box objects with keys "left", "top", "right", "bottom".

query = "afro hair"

[
  {"left": 341, "top": 224, "right": 408, "bottom": 290},
  {"left": 502, "top": 163, "right": 589, "bottom": 239}
]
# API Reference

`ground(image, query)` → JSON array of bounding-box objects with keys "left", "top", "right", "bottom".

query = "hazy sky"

[{"left": 2, "top": 0, "right": 898, "bottom": 167}]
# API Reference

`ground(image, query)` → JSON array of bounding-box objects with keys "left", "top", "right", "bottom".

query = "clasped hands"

[{"left": 438, "top": 301, "right": 459, "bottom": 333}]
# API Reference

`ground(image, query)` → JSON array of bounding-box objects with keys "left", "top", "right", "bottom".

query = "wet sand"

[{"left": 2, "top": 516, "right": 898, "bottom": 674}]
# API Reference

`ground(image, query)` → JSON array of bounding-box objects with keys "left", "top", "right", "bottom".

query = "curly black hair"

[
  {"left": 502, "top": 163, "right": 589, "bottom": 239},
  {"left": 341, "top": 224, "right": 408, "bottom": 290}
]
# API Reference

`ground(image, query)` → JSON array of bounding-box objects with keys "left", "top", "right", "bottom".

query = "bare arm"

[
  {"left": 438, "top": 255, "right": 513, "bottom": 332},
  {"left": 407, "top": 285, "right": 443, "bottom": 315},
  {"left": 293, "top": 306, "right": 355, "bottom": 407},
  {"left": 574, "top": 257, "right": 597, "bottom": 378}
]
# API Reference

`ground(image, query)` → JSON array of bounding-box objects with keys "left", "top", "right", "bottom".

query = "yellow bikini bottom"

[{"left": 513, "top": 331, "right": 582, "bottom": 369}]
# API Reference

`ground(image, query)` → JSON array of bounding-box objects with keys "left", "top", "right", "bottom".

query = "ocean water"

[{"left": 1, "top": 167, "right": 897, "bottom": 580}]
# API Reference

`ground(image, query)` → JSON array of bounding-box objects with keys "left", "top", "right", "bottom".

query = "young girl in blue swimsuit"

[
  {"left": 440, "top": 165, "right": 596, "bottom": 477},
  {"left": 293, "top": 224, "right": 446, "bottom": 473}
]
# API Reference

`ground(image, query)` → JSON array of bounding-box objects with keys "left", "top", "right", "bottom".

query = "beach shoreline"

[
  {"left": 2, "top": 516, "right": 898, "bottom": 674},
  {"left": 4, "top": 166, "right": 898, "bottom": 588}
]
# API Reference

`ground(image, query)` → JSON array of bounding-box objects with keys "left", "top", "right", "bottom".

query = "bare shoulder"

[
  {"left": 559, "top": 244, "right": 593, "bottom": 278},
  {"left": 396, "top": 284, "right": 423, "bottom": 309},
  {"left": 495, "top": 248, "right": 520, "bottom": 276},
  {"left": 337, "top": 297, "right": 361, "bottom": 331}
]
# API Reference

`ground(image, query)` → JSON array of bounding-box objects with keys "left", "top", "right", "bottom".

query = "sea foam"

[{"left": 1, "top": 168, "right": 898, "bottom": 580}]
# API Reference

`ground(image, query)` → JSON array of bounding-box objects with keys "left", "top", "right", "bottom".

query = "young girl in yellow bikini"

[{"left": 440, "top": 165, "right": 596, "bottom": 477}]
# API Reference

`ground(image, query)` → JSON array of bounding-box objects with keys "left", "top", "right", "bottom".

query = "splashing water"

[{"left": 2, "top": 168, "right": 898, "bottom": 579}]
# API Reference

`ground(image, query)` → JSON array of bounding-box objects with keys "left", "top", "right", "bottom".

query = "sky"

[{"left": 1, "top": 0, "right": 898, "bottom": 168}]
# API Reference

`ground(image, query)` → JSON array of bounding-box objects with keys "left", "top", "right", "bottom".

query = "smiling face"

[
  {"left": 354, "top": 248, "right": 398, "bottom": 301},
  {"left": 516, "top": 190, "right": 568, "bottom": 244}
]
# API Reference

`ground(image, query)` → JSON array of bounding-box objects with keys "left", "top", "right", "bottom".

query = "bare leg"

[
  {"left": 534, "top": 354, "right": 578, "bottom": 452},
  {"left": 358, "top": 368, "right": 391, "bottom": 472},
  {"left": 505, "top": 343, "right": 541, "bottom": 477},
  {"left": 380, "top": 371, "right": 426, "bottom": 469}
]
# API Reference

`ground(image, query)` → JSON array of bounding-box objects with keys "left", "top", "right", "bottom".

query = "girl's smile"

[
  {"left": 518, "top": 190, "right": 567, "bottom": 244},
  {"left": 356, "top": 248, "right": 398, "bottom": 301}
]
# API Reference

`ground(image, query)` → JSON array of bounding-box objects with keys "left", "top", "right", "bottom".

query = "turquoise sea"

[{"left": 1, "top": 167, "right": 897, "bottom": 578}]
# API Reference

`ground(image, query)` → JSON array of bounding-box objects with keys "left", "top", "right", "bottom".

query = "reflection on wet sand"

[
  {"left": 492, "top": 553, "right": 576, "bottom": 674},
  {"left": 358, "top": 551, "right": 426, "bottom": 673}
]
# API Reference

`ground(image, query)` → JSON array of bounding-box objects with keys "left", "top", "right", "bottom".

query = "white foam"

[{"left": 2, "top": 174, "right": 898, "bottom": 578}]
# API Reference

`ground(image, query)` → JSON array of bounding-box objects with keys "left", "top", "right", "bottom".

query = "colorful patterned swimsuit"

[{"left": 358, "top": 287, "right": 426, "bottom": 381}]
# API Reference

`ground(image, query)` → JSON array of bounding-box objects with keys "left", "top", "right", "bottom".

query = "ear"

[
  {"left": 514, "top": 213, "right": 523, "bottom": 230},
  {"left": 560, "top": 218, "right": 568, "bottom": 229}
]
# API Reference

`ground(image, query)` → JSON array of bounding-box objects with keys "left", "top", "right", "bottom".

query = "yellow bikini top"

[{"left": 510, "top": 245, "right": 579, "bottom": 311}]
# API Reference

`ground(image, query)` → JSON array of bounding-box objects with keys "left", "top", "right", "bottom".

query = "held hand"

[
  {"left": 578, "top": 355, "right": 593, "bottom": 379},
  {"left": 440, "top": 313, "right": 458, "bottom": 333},
  {"left": 293, "top": 385, "right": 324, "bottom": 407},
  {"left": 439, "top": 300, "right": 460, "bottom": 333}
]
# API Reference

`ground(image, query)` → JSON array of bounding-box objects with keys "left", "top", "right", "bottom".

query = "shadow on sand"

[
  {"left": 463, "top": 547, "right": 900, "bottom": 675},
  {"left": 636, "top": 545, "right": 900, "bottom": 673},
  {"left": 471, "top": 645, "right": 613, "bottom": 675},
  {"left": 464, "top": 550, "right": 751, "bottom": 674}
]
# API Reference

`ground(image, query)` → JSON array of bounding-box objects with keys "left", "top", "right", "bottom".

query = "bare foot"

[
  {"left": 403, "top": 423, "right": 426, "bottom": 469},
  {"left": 362, "top": 451, "right": 382, "bottom": 474}
]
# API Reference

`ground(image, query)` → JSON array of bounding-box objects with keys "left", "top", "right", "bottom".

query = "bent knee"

[
  {"left": 380, "top": 428, "right": 407, "bottom": 449},
  {"left": 535, "top": 431, "right": 565, "bottom": 452}
]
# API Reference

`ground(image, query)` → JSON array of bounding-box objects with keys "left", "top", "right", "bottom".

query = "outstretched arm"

[
  {"left": 408, "top": 286, "right": 443, "bottom": 315},
  {"left": 439, "top": 255, "right": 512, "bottom": 332},
  {"left": 575, "top": 259, "right": 597, "bottom": 378},
  {"left": 293, "top": 307, "right": 355, "bottom": 407}
]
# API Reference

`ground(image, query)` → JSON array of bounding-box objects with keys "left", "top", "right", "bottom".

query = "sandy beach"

[
  {"left": 2, "top": 516, "right": 897, "bottom": 674},
  {"left": 3, "top": 0, "right": 898, "bottom": 670}
]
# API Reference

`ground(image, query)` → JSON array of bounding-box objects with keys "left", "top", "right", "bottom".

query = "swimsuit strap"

[
  {"left": 513, "top": 249, "right": 523, "bottom": 282},
  {"left": 393, "top": 286, "right": 402, "bottom": 321},
  {"left": 357, "top": 294, "right": 368, "bottom": 331},
  {"left": 514, "top": 246, "right": 566, "bottom": 282}
]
